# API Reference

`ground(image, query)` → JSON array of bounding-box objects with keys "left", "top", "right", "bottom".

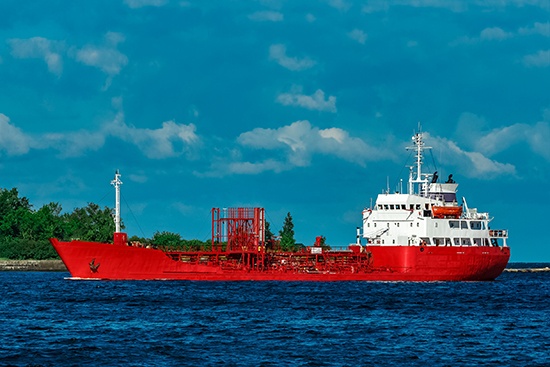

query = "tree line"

[
  {"left": 0, "top": 187, "right": 303, "bottom": 260},
  {"left": 0, "top": 188, "right": 116, "bottom": 260}
]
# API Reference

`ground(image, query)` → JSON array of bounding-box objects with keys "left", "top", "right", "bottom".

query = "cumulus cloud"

[
  {"left": 348, "top": 29, "right": 367, "bottom": 44},
  {"left": 0, "top": 112, "right": 200, "bottom": 159},
  {"left": 75, "top": 32, "right": 128, "bottom": 76},
  {"left": 519, "top": 22, "right": 550, "bottom": 37},
  {"left": 40, "top": 130, "right": 105, "bottom": 158},
  {"left": 362, "top": 0, "right": 465, "bottom": 13},
  {"left": 427, "top": 133, "right": 516, "bottom": 178},
  {"left": 106, "top": 116, "right": 199, "bottom": 159},
  {"left": 269, "top": 44, "right": 316, "bottom": 71},
  {"left": 0, "top": 114, "right": 32, "bottom": 155},
  {"left": 227, "top": 160, "right": 286, "bottom": 175},
  {"left": 479, "top": 27, "right": 511, "bottom": 41},
  {"left": 327, "top": 0, "right": 351, "bottom": 11},
  {"left": 8, "top": 37, "right": 64, "bottom": 75},
  {"left": 276, "top": 88, "right": 337, "bottom": 112},
  {"left": 523, "top": 50, "right": 550, "bottom": 67},
  {"left": 236, "top": 121, "right": 380, "bottom": 172},
  {"left": 474, "top": 122, "right": 550, "bottom": 160},
  {"left": 248, "top": 11, "right": 283, "bottom": 22},
  {"left": 124, "top": 0, "right": 167, "bottom": 8}
]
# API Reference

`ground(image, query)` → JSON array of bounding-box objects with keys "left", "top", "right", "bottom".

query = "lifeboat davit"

[{"left": 432, "top": 205, "right": 463, "bottom": 219}]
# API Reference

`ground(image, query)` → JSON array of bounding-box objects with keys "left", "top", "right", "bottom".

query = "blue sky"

[{"left": 0, "top": 0, "right": 548, "bottom": 262}]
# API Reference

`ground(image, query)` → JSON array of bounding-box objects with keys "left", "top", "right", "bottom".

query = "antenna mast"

[
  {"left": 111, "top": 170, "right": 123, "bottom": 233},
  {"left": 406, "top": 127, "right": 431, "bottom": 196}
]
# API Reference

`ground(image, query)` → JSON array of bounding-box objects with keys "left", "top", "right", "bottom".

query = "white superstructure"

[{"left": 361, "top": 131, "right": 508, "bottom": 248}]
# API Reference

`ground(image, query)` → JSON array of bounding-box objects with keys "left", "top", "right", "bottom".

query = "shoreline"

[{"left": 0, "top": 260, "right": 67, "bottom": 272}]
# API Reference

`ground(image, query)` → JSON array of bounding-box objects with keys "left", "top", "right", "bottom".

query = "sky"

[{"left": 0, "top": 0, "right": 549, "bottom": 262}]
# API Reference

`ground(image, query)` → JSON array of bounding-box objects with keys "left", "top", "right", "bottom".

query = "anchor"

[{"left": 89, "top": 258, "right": 100, "bottom": 273}]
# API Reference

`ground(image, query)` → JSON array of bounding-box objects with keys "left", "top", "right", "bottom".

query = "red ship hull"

[{"left": 50, "top": 239, "right": 510, "bottom": 281}]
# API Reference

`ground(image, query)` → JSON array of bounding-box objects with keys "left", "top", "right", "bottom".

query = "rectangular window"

[
  {"left": 449, "top": 221, "right": 459, "bottom": 229},
  {"left": 461, "top": 221, "right": 468, "bottom": 229},
  {"left": 471, "top": 221, "right": 481, "bottom": 230}
]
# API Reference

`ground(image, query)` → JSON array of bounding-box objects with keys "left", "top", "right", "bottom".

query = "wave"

[{"left": 504, "top": 267, "right": 550, "bottom": 273}]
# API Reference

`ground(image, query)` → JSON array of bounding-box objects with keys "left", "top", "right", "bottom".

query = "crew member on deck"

[{"left": 446, "top": 174, "right": 455, "bottom": 183}]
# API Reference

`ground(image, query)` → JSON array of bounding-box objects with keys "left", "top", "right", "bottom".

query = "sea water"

[{"left": 0, "top": 265, "right": 549, "bottom": 367}]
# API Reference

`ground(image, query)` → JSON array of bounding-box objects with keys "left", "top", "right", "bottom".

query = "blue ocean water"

[{"left": 1, "top": 266, "right": 549, "bottom": 367}]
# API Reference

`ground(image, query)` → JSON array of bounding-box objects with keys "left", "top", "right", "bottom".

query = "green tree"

[
  {"left": 0, "top": 188, "right": 33, "bottom": 240},
  {"left": 31, "top": 202, "right": 64, "bottom": 241},
  {"left": 62, "top": 203, "right": 116, "bottom": 242},
  {"left": 279, "top": 212, "right": 296, "bottom": 252},
  {"left": 265, "top": 221, "right": 274, "bottom": 243},
  {"left": 152, "top": 231, "right": 182, "bottom": 250}
]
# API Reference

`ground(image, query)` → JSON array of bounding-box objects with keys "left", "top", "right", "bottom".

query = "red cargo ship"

[{"left": 50, "top": 130, "right": 510, "bottom": 281}]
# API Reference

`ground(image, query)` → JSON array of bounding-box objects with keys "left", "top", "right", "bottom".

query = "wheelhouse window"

[
  {"left": 461, "top": 221, "right": 468, "bottom": 229},
  {"left": 449, "top": 220, "right": 459, "bottom": 229},
  {"left": 471, "top": 221, "right": 482, "bottom": 230}
]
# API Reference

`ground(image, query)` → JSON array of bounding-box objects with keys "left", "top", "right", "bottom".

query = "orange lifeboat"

[{"left": 432, "top": 205, "right": 462, "bottom": 219}]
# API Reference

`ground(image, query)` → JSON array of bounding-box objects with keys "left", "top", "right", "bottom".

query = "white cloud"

[
  {"left": 519, "top": 22, "right": 550, "bottom": 37},
  {"left": 106, "top": 117, "right": 200, "bottom": 159},
  {"left": 0, "top": 111, "right": 200, "bottom": 160},
  {"left": 475, "top": 122, "right": 550, "bottom": 160},
  {"left": 348, "top": 29, "right": 367, "bottom": 44},
  {"left": 362, "top": 0, "right": 465, "bottom": 13},
  {"left": 75, "top": 33, "right": 128, "bottom": 76},
  {"left": 9, "top": 37, "right": 64, "bottom": 75},
  {"left": 248, "top": 11, "right": 284, "bottom": 22},
  {"left": 0, "top": 114, "right": 32, "bottom": 155},
  {"left": 269, "top": 44, "right": 316, "bottom": 71},
  {"left": 227, "top": 160, "right": 286, "bottom": 175},
  {"left": 305, "top": 13, "right": 316, "bottom": 22},
  {"left": 276, "top": 88, "right": 337, "bottom": 112},
  {"left": 237, "top": 121, "right": 381, "bottom": 172},
  {"left": 480, "top": 27, "right": 511, "bottom": 40},
  {"left": 124, "top": 0, "right": 167, "bottom": 8},
  {"left": 428, "top": 133, "right": 516, "bottom": 178},
  {"left": 327, "top": 0, "right": 351, "bottom": 11},
  {"left": 523, "top": 50, "right": 550, "bottom": 67},
  {"left": 41, "top": 130, "right": 105, "bottom": 158}
]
